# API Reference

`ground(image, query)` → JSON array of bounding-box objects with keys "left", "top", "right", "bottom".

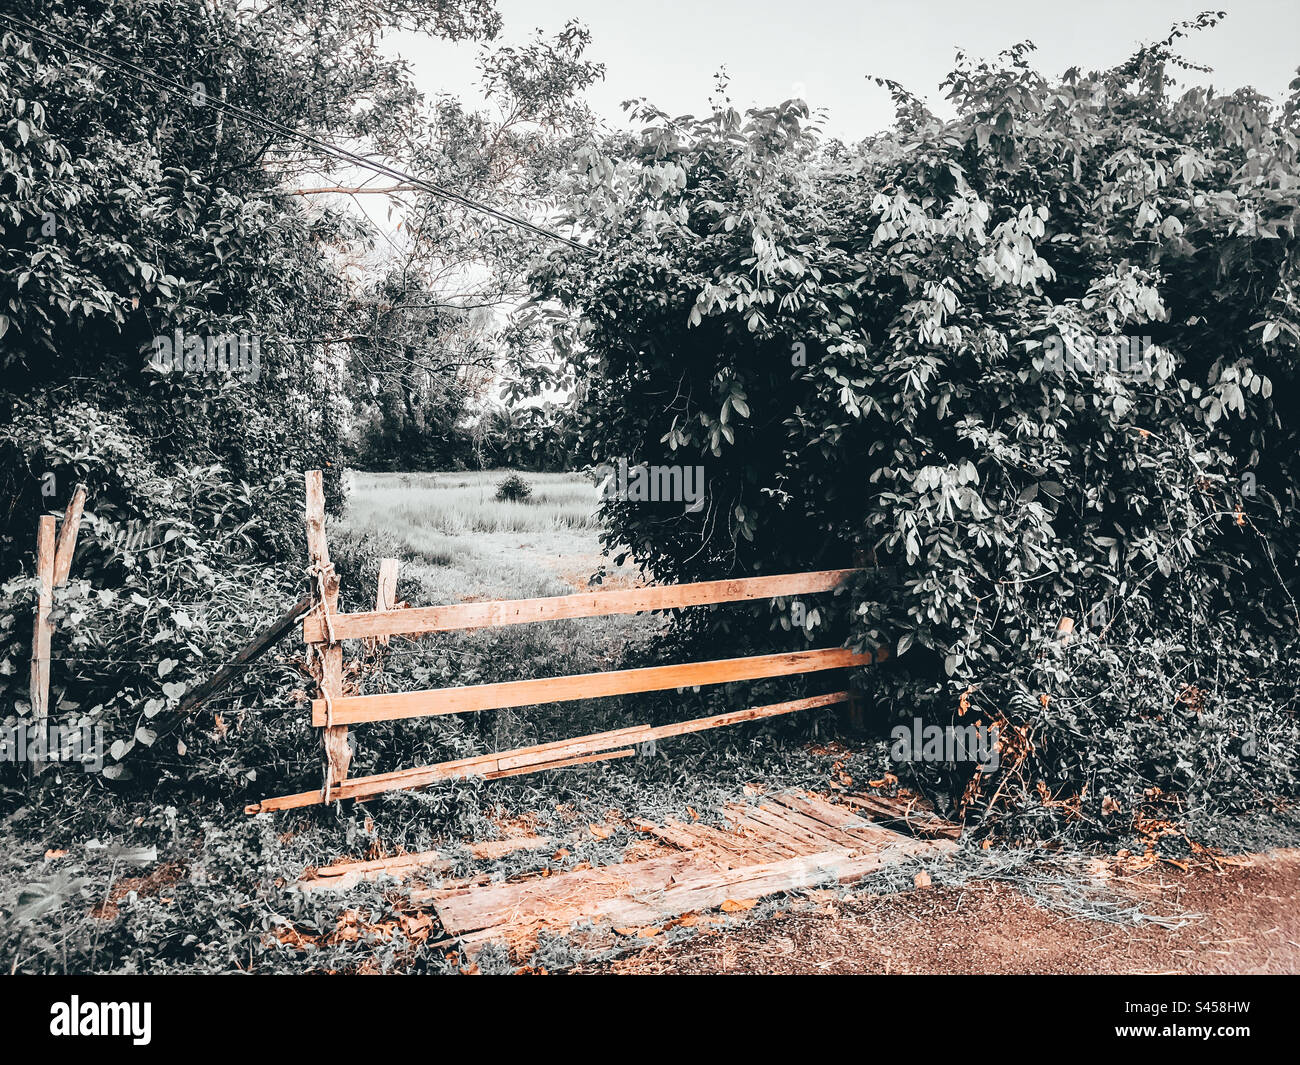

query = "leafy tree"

[
  {"left": 531, "top": 18, "right": 1300, "bottom": 830},
  {"left": 0, "top": 0, "right": 503, "bottom": 787},
  {"left": 342, "top": 20, "right": 603, "bottom": 467}
]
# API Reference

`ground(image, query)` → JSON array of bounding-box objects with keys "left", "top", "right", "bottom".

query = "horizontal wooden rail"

[
  {"left": 312, "top": 647, "right": 879, "bottom": 726},
  {"left": 302, "top": 568, "right": 860, "bottom": 643},
  {"left": 248, "top": 692, "right": 849, "bottom": 812}
]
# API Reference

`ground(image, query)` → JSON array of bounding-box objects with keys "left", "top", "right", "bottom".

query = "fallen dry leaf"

[
  {"left": 913, "top": 870, "right": 933, "bottom": 889},
  {"left": 720, "top": 898, "right": 758, "bottom": 912}
]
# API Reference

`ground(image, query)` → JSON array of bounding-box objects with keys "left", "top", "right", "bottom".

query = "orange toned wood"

[
  {"left": 647, "top": 691, "right": 848, "bottom": 740},
  {"left": 482, "top": 748, "right": 634, "bottom": 780},
  {"left": 301, "top": 568, "right": 861, "bottom": 642},
  {"left": 30, "top": 515, "right": 56, "bottom": 725},
  {"left": 305, "top": 470, "right": 350, "bottom": 788},
  {"left": 247, "top": 692, "right": 855, "bottom": 813},
  {"left": 246, "top": 747, "right": 636, "bottom": 813},
  {"left": 177, "top": 594, "right": 313, "bottom": 717},
  {"left": 51, "top": 484, "right": 86, "bottom": 587},
  {"left": 312, "top": 648, "right": 876, "bottom": 726}
]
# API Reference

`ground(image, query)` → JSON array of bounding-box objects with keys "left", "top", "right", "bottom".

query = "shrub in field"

[
  {"left": 530, "top": 18, "right": 1300, "bottom": 831},
  {"left": 495, "top": 473, "right": 533, "bottom": 502}
]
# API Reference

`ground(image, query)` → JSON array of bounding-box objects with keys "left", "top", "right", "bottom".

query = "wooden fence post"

[
  {"left": 305, "top": 470, "right": 350, "bottom": 794},
  {"left": 375, "top": 558, "right": 399, "bottom": 649},
  {"left": 30, "top": 515, "right": 56, "bottom": 727}
]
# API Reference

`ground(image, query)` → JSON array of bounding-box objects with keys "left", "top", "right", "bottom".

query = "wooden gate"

[{"left": 245, "top": 471, "right": 883, "bottom": 814}]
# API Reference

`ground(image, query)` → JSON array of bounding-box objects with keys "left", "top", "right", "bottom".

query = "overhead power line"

[{"left": 0, "top": 11, "right": 590, "bottom": 252}]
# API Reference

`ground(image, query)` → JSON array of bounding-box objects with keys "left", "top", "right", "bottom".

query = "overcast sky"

[{"left": 386, "top": 0, "right": 1300, "bottom": 140}]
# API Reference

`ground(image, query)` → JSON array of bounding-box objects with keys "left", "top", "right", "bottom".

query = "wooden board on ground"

[
  {"left": 841, "top": 793, "right": 962, "bottom": 840},
  {"left": 300, "top": 836, "right": 552, "bottom": 892},
  {"left": 432, "top": 789, "right": 955, "bottom": 960}
]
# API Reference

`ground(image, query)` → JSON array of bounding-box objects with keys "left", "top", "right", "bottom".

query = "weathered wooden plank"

[
  {"left": 647, "top": 691, "right": 849, "bottom": 739},
  {"left": 433, "top": 854, "right": 708, "bottom": 934},
  {"left": 244, "top": 742, "right": 637, "bottom": 814},
  {"left": 302, "top": 568, "right": 861, "bottom": 643},
  {"left": 841, "top": 793, "right": 962, "bottom": 840},
  {"left": 51, "top": 484, "right": 86, "bottom": 587},
  {"left": 772, "top": 792, "right": 909, "bottom": 846},
  {"left": 590, "top": 840, "right": 947, "bottom": 931},
  {"left": 305, "top": 470, "right": 350, "bottom": 789},
  {"left": 248, "top": 693, "right": 855, "bottom": 813},
  {"left": 753, "top": 801, "right": 881, "bottom": 852},
  {"left": 30, "top": 515, "right": 56, "bottom": 726},
  {"left": 481, "top": 748, "right": 634, "bottom": 780},
  {"left": 301, "top": 835, "right": 554, "bottom": 892},
  {"left": 723, "top": 809, "right": 809, "bottom": 857},
  {"left": 468, "top": 837, "right": 552, "bottom": 861},
  {"left": 633, "top": 818, "right": 726, "bottom": 858},
  {"left": 302, "top": 851, "right": 453, "bottom": 892},
  {"left": 448, "top": 836, "right": 954, "bottom": 952},
  {"left": 373, "top": 558, "right": 399, "bottom": 649},
  {"left": 669, "top": 820, "right": 784, "bottom": 865},
  {"left": 311, "top": 648, "right": 877, "bottom": 726},
  {"left": 176, "top": 595, "right": 313, "bottom": 716}
]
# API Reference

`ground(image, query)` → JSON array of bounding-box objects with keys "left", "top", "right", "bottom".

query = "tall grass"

[{"left": 346, "top": 470, "right": 601, "bottom": 536}]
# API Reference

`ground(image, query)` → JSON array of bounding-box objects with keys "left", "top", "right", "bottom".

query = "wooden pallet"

[{"left": 426, "top": 791, "right": 956, "bottom": 959}]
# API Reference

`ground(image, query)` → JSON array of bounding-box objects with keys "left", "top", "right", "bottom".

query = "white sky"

[{"left": 386, "top": 0, "right": 1300, "bottom": 140}]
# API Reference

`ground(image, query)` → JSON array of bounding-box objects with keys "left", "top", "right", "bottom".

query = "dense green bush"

[
  {"left": 530, "top": 20, "right": 1300, "bottom": 831},
  {"left": 0, "top": 0, "right": 501, "bottom": 800}
]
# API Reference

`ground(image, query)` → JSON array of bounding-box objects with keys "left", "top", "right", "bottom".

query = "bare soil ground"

[{"left": 581, "top": 848, "right": 1300, "bottom": 974}]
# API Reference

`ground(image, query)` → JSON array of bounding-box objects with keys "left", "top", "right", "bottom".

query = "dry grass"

[
  {"left": 346, "top": 470, "right": 600, "bottom": 541},
  {"left": 339, "top": 469, "right": 638, "bottom": 605}
]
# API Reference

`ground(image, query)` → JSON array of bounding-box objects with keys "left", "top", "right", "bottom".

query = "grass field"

[
  {"left": 335, "top": 469, "right": 657, "bottom": 760},
  {"left": 340, "top": 469, "right": 639, "bottom": 606}
]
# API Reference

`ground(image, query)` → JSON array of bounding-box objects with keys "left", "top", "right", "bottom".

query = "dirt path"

[{"left": 582, "top": 848, "right": 1300, "bottom": 974}]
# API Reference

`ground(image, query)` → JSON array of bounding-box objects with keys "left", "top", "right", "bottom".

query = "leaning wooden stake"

[
  {"left": 177, "top": 594, "right": 314, "bottom": 717},
  {"left": 51, "top": 484, "right": 86, "bottom": 587},
  {"left": 30, "top": 515, "right": 56, "bottom": 727},
  {"left": 305, "top": 471, "right": 350, "bottom": 794}
]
